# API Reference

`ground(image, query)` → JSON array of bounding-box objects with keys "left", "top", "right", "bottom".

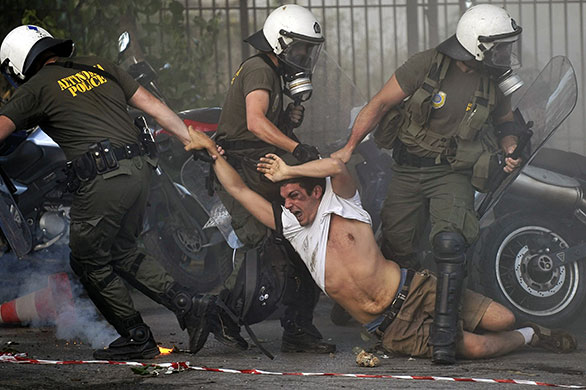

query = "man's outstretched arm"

[
  {"left": 257, "top": 154, "right": 357, "bottom": 199},
  {"left": 184, "top": 126, "right": 276, "bottom": 230}
]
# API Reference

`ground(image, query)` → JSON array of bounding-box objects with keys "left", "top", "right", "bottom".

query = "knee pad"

[
  {"left": 432, "top": 232, "right": 466, "bottom": 264},
  {"left": 161, "top": 282, "right": 194, "bottom": 330}
]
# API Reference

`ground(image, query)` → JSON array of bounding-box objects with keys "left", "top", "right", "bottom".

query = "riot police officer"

[
  {"left": 0, "top": 25, "right": 215, "bottom": 359},
  {"left": 211, "top": 5, "right": 335, "bottom": 353},
  {"left": 332, "top": 4, "right": 523, "bottom": 364}
]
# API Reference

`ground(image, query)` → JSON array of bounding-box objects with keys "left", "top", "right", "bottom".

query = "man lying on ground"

[{"left": 184, "top": 126, "right": 576, "bottom": 361}]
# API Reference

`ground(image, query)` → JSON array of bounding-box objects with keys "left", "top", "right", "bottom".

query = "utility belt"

[
  {"left": 392, "top": 139, "right": 449, "bottom": 168},
  {"left": 65, "top": 138, "right": 156, "bottom": 192},
  {"left": 374, "top": 269, "right": 415, "bottom": 338}
]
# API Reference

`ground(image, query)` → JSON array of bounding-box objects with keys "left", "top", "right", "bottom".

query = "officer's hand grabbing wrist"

[{"left": 293, "top": 143, "right": 320, "bottom": 163}]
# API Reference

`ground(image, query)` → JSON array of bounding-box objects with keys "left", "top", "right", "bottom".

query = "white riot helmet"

[
  {"left": 0, "top": 25, "right": 74, "bottom": 82},
  {"left": 245, "top": 4, "right": 324, "bottom": 74},
  {"left": 437, "top": 4, "right": 523, "bottom": 95},
  {"left": 438, "top": 5, "right": 521, "bottom": 63}
]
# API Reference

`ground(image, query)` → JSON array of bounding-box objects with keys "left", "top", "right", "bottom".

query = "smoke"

[
  {"left": 3, "top": 245, "right": 118, "bottom": 349},
  {"left": 55, "top": 278, "right": 119, "bottom": 349}
]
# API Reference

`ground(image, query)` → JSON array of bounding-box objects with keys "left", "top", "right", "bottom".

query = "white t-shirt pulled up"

[{"left": 281, "top": 177, "right": 372, "bottom": 294}]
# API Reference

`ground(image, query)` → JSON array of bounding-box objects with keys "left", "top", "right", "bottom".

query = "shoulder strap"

[
  {"left": 421, "top": 51, "right": 451, "bottom": 93},
  {"left": 242, "top": 247, "right": 259, "bottom": 322},
  {"left": 239, "top": 53, "right": 282, "bottom": 76},
  {"left": 48, "top": 61, "right": 121, "bottom": 87},
  {"left": 272, "top": 201, "right": 284, "bottom": 243},
  {"left": 406, "top": 51, "right": 451, "bottom": 127},
  {"left": 214, "top": 296, "right": 275, "bottom": 359}
]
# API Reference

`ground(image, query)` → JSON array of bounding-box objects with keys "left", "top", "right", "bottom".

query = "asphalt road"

[
  {"left": 1, "top": 276, "right": 585, "bottom": 390},
  {"left": 0, "top": 249, "right": 585, "bottom": 389}
]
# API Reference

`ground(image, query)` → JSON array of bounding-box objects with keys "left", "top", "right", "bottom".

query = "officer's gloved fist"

[
  {"left": 192, "top": 150, "right": 214, "bottom": 163},
  {"left": 285, "top": 103, "right": 305, "bottom": 129},
  {"left": 293, "top": 143, "right": 320, "bottom": 163}
]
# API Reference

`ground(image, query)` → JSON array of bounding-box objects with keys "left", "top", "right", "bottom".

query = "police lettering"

[{"left": 57, "top": 64, "right": 108, "bottom": 97}]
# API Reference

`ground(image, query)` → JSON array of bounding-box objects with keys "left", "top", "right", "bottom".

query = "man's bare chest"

[{"left": 326, "top": 214, "right": 371, "bottom": 254}]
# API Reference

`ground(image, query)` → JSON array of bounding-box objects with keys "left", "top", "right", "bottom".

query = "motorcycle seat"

[{"left": 0, "top": 140, "right": 43, "bottom": 179}]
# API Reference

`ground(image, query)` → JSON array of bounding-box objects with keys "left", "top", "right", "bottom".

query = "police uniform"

[
  {"left": 215, "top": 54, "right": 331, "bottom": 352},
  {"left": 380, "top": 48, "right": 510, "bottom": 266},
  {"left": 0, "top": 56, "right": 206, "bottom": 358},
  {"left": 215, "top": 55, "right": 285, "bottom": 246},
  {"left": 376, "top": 48, "right": 512, "bottom": 364}
]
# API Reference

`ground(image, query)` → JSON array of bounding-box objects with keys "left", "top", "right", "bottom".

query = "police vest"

[{"left": 375, "top": 50, "right": 497, "bottom": 163}]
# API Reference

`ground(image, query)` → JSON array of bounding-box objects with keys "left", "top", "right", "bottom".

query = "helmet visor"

[
  {"left": 281, "top": 39, "right": 323, "bottom": 72},
  {"left": 483, "top": 40, "right": 520, "bottom": 69}
]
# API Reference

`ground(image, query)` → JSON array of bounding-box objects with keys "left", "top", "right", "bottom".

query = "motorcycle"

[
  {"left": 468, "top": 56, "right": 584, "bottom": 326},
  {"left": 0, "top": 105, "right": 231, "bottom": 294},
  {"left": 0, "top": 128, "right": 71, "bottom": 260},
  {"left": 116, "top": 32, "right": 235, "bottom": 292}
]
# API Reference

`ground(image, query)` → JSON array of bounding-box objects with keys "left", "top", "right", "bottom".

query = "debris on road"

[{"left": 356, "top": 349, "right": 380, "bottom": 367}]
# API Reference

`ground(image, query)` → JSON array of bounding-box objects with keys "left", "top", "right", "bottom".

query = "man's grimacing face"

[{"left": 279, "top": 182, "right": 322, "bottom": 226}]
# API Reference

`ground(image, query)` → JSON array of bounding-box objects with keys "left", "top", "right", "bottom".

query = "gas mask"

[
  {"left": 278, "top": 36, "right": 322, "bottom": 103},
  {"left": 283, "top": 70, "right": 313, "bottom": 103},
  {"left": 481, "top": 39, "right": 523, "bottom": 96}
]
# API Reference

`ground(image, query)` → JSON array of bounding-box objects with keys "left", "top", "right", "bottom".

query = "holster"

[{"left": 139, "top": 129, "right": 158, "bottom": 159}]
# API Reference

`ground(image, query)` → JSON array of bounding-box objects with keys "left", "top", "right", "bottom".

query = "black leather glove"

[
  {"left": 192, "top": 150, "right": 213, "bottom": 163},
  {"left": 284, "top": 102, "right": 305, "bottom": 129},
  {"left": 293, "top": 143, "right": 320, "bottom": 163}
]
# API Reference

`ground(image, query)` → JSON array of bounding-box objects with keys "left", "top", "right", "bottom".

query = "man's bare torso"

[{"left": 324, "top": 214, "right": 401, "bottom": 324}]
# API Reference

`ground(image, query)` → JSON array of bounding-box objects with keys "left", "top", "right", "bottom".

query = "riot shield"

[
  {"left": 476, "top": 56, "right": 578, "bottom": 216},
  {"left": 294, "top": 50, "right": 367, "bottom": 154},
  {"left": 0, "top": 169, "right": 32, "bottom": 258},
  {"left": 179, "top": 158, "right": 242, "bottom": 249}
]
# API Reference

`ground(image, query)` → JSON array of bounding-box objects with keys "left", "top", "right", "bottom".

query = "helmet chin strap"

[
  {"left": 457, "top": 59, "right": 523, "bottom": 96},
  {"left": 458, "top": 60, "right": 481, "bottom": 73}
]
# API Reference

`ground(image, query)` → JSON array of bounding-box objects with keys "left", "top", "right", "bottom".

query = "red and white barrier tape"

[{"left": 1, "top": 352, "right": 584, "bottom": 388}]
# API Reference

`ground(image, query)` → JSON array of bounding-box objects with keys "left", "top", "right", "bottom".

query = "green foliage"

[{"left": 0, "top": 0, "right": 221, "bottom": 109}]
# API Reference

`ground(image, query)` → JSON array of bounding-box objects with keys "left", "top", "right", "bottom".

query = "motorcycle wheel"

[
  {"left": 142, "top": 194, "right": 233, "bottom": 293},
  {"left": 475, "top": 212, "right": 586, "bottom": 327}
]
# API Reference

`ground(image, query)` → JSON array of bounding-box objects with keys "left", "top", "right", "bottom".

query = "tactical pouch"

[
  {"left": 89, "top": 139, "right": 119, "bottom": 174},
  {"left": 71, "top": 152, "right": 97, "bottom": 182},
  {"left": 373, "top": 105, "right": 404, "bottom": 150},
  {"left": 449, "top": 137, "right": 484, "bottom": 171},
  {"left": 445, "top": 123, "right": 498, "bottom": 193}
]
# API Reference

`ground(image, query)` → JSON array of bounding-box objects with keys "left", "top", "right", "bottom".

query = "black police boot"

[
  {"left": 184, "top": 294, "right": 213, "bottom": 354},
  {"left": 429, "top": 232, "right": 467, "bottom": 365},
  {"left": 93, "top": 315, "right": 159, "bottom": 360},
  {"left": 160, "top": 283, "right": 212, "bottom": 355},
  {"left": 281, "top": 319, "right": 336, "bottom": 353},
  {"left": 330, "top": 302, "right": 353, "bottom": 326}
]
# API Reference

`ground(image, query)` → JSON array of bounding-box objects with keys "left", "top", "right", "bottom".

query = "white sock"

[{"left": 515, "top": 327, "right": 536, "bottom": 344}]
